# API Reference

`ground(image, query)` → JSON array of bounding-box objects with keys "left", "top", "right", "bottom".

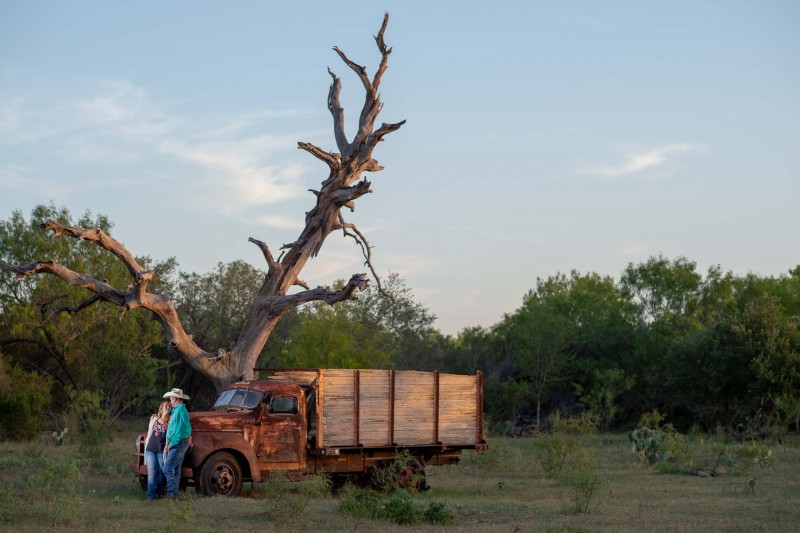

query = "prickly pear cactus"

[
  {"left": 627, "top": 427, "right": 666, "bottom": 466},
  {"left": 52, "top": 427, "right": 69, "bottom": 446}
]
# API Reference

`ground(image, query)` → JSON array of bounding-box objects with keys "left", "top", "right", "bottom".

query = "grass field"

[{"left": 1, "top": 419, "right": 798, "bottom": 532}]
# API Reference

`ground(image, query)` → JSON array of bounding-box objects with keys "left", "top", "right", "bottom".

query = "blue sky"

[{"left": 1, "top": 1, "right": 798, "bottom": 334}]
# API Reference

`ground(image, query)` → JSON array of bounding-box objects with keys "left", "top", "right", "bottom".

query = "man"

[{"left": 162, "top": 388, "right": 192, "bottom": 500}]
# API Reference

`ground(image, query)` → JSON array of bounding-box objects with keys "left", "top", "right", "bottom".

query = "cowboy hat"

[{"left": 163, "top": 388, "right": 190, "bottom": 400}]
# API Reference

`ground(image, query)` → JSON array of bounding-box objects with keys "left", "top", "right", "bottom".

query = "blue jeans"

[
  {"left": 145, "top": 450, "right": 165, "bottom": 499},
  {"left": 163, "top": 439, "right": 189, "bottom": 499}
]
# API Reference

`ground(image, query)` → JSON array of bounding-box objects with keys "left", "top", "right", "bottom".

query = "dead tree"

[{"left": 0, "top": 14, "right": 405, "bottom": 392}]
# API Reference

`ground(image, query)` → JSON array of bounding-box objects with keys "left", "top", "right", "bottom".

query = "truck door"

[{"left": 257, "top": 393, "right": 306, "bottom": 470}]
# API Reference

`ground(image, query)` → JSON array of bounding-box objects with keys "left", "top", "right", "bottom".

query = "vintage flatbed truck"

[{"left": 131, "top": 368, "right": 487, "bottom": 496}]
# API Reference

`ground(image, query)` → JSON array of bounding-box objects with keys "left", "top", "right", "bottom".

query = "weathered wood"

[
  {"left": 358, "top": 369, "right": 391, "bottom": 446},
  {"left": 439, "top": 374, "right": 478, "bottom": 444},
  {"left": 317, "top": 369, "right": 481, "bottom": 448}
]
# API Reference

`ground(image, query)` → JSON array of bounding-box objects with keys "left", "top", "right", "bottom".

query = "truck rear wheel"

[
  {"left": 397, "top": 459, "right": 428, "bottom": 493},
  {"left": 197, "top": 452, "right": 243, "bottom": 497}
]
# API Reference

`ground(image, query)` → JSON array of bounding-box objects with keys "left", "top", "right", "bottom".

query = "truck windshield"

[{"left": 213, "top": 389, "right": 264, "bottom": 410}]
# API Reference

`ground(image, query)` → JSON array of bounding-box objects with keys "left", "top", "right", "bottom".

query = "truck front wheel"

[{"left": 197, "top": 452, "right": 243, "bottom": 497}]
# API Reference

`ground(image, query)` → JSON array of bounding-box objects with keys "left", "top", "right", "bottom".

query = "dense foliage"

[{"left": 1, "top": 206, "right": 798, "bottom": 438}]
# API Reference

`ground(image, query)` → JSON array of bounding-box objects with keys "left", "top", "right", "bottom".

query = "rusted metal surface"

[
  {"left": 477, "top": 370, "right": 484, "bottom": 442},
  {"left": 255, "top": 392, "right": 306, "bottom": 472},
  {"left": 189, "top": 431, "right": 261, "bottom": 482},
  {"left": 389, "top": 369, "right": 395, "bottom": 445},
  {"left": 433, "top": 370, "right": 440, "bottom": 444},
  {"left": 354, "top": 369, "right": 361, "bottom": 446}
]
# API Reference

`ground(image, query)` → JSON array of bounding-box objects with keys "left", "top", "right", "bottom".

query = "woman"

[{"left": 144, "top": 401, "right": 171, "bottom": 499}]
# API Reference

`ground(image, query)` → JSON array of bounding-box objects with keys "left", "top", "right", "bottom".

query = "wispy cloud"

[
  {"left": 77, "top": 79, "right": 175, "bottom": 138},
  {"left": 579, "top": 143, "right": 701, "bottom": 179},
  {"left": 1, "top": 77, "right": 318, "bottom": 227},
  {"left": 491, "top": 233, "right": 544, "bottom": 244},
  {"left": 616, "top": 240, "right": 649, "bottom": 256},
  {"left": 379, "top": 252, "right": 439, "bottom": 278},
  {"left": 0, "top": 164, "right": 77, "bottom": 199},
  {"left": 58, "top": 137, "right": 141, "bottom": 163},
  {"left": 0, "top": 164, "right": 31, "bottom": 189},
  {"left": 0, "top": 95, "right": 24, "bottom": 134},
  {"left": 253, "top": 214, "right": 304, "bottom": 230}
]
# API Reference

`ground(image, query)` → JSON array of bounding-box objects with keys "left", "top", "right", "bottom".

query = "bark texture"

[{"left": 1, "top": 14, "right": 404, "bottom": 392}]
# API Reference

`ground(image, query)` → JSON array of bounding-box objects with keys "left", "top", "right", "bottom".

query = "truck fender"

[{"left": 189, "top": 433, "right": 261, "bottom": 482}]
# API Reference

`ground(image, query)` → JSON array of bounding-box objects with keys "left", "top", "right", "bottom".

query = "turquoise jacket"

[{"left": 166, "top": 403, "right": 191, "bottom": 447}]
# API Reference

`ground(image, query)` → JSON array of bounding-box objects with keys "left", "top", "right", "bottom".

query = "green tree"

[
  {"left": 0, "top": 205, "right": 174, "bottom": 421},
  {"left": 175, "top": 261, "right": 265, "bottom": 351},
  {"left": 621, "top": 255, "right": 702, "bottom": 323},
  {"left": 265, "top": 274, "right": 435, "bottom": 371},
  {"left": 620, "top": 256, "right": 703, "bottom": 417},
  {"left": 508, "top": 293, "right": 573, "bottom": 430}
]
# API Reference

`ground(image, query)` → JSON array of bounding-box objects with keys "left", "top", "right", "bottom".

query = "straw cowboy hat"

[{"left": 163, "top": 388, "right": 190, "bottom": 400}]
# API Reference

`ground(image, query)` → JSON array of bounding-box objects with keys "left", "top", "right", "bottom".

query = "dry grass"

[{"left": 0, "top": 420, "right": 798, "bottom": 532}]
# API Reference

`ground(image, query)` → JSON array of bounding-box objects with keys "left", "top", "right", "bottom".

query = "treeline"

[{"left": 1, "top": 206, "right": 799, "bottom": 440}]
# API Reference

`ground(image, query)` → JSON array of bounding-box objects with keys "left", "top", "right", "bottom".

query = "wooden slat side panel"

[
  {"left": 394, "top": 371, "right": 435, "bottom": 445},
  {"left": 265, "top": 370, "right": 318, "bottom": 386},
  {"left": 439, "top": 374, "right": 478, "bottom": 445},
  {"left": 321, "top": 369, "right": 356, "bottom": 447},
  {"left": 357, "top": 370, "right": 391, "bottom": 446}
]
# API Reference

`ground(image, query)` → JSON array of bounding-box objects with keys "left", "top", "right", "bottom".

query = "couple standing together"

[{"left": 144, "top": 388, "right": 192, "bottom": 500}]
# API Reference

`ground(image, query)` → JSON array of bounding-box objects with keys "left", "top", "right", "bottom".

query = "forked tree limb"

[
  {"left": 40, "top": 221, "right": 153, "bottom": 285},
  {"left": 335, "top": 214, "right": 387, "bottom": 297},
  {"left": 372, "top": 12, "right": 391, "bottom": 90},
  {"left": 273, "top": 273, "right": 369, "bottom": 315},
  {"left": 48, "top": 294, "right": 102, "bottom": 319}
]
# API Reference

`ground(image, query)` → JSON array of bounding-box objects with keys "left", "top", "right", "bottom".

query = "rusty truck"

[{"left": 131, "top": 368, "right": 486, "bottom": 496}]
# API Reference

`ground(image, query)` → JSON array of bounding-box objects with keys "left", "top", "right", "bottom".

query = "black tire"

[{"left": 197, "top": 452, "right": 243, "bottom": 497}]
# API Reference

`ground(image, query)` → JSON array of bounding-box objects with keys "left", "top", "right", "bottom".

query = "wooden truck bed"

[{"left": 257, "top": 369, "right": 484, "bottom": 450}]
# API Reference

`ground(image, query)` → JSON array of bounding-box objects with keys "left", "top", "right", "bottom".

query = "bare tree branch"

[
  {"left": 327, "top": 68, "right": 349, "bottom": 153},
  {"left": 332, "top": 47, "right": 372, "bottom": 93},
  {"left": 372, "top": 12, "right": 392, "bottom": 90},
  {"left": 40, "top": 221, "right": 153, "bottom": 285},
  {"left": 248, "top": 237, "right": 280, "bottom": 272},
  {"left": 48, "top": 294, "right": 102, "bottom": 320},
  {"left": 335, "top": 214, "right": 388, "bottom": 298},
  {"left": 275, "top": 273, "right": 369, "bottom": 314},
  {"left": 297, "top": 142, "right": 341, "bottom": 170},
  {"left": 2, "top": 260, "right": 127, "bottom": 306}
]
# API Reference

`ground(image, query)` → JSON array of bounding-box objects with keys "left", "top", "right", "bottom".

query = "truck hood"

[{"left": 190, "top": 410, "right": 258, "bottom": 432}]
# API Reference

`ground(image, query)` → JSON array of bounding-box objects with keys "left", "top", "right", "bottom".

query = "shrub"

[
  {"left": 628, "top": 412, "right": 685, "bottom": 468},
  {"left": 423, "top": 500, "right": 454, "bottom": 524},
  {"left": 262, "top": 472, "right": 331, "bottom": 530},
  {"left": 0, "top": 355, "right": 52, "bottom": 440},
  {"left": 629, "top": 418, "right": 776, "bottom": 478},
  {"left": 23, "top": 453, "right": 86, "bottom": 527},
  {"left": 536, "top": 411, "right": 599, "bottom": 478},
  {"left": 560, "top": 448, "right": 602, "bottom": 514},
  {"left": 338, "top": 485, "right": 453, "bottom": 526},
  {"left": 370, "top": 449, "right": 426, "bottom": 493},
  {"left": 381, "top": 491, "right": 422, "bottom": 525}
]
